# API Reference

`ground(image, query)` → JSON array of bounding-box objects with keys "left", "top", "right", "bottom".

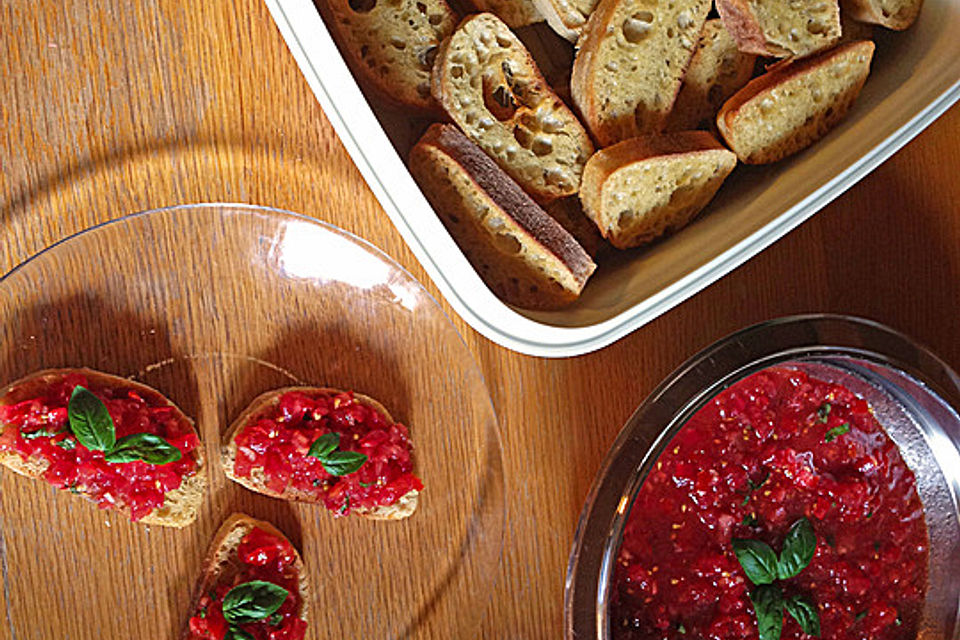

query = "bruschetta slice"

[
  {"left": 222, "top": 387, "right": 422, "bottom": 520},
  {"left": 0, "top": 368, "right": 205, "bottom": 527},
  {"left": 183, "top": 513, "right": 308, "bottom": 640}
]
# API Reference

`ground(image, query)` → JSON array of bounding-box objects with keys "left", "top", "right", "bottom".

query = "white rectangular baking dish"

[{"left": 264, "top": 0, "right": 960, "bottom": 357}]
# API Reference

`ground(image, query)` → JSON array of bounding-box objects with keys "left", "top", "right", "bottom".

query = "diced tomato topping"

[
  {"left": 233, "top": 390, "right": 422, "bottom": 516},
  {"left": 0, "top": 373, "right": 198, "bottom": 521},
  {"left": 187, "top": 527, "right": 305, "bottom": 640},
  {"left": 612, "top": 367, "right": 928, "bottom": 640}
]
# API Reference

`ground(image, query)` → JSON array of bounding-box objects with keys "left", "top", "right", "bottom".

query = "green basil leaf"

[
  {"left": 824, "top": 422, "right": 850, "bottom": 443},
  {"left": 732, "top": 538, "right": 779, "bottom": 585},
  {"left": 785, "top": 595, "right": 821, "bottom": 637},
  {"left": 307, "top": 432, "right": 367, "bottom": 476},
  {"left": 225, "top": 627, "right": 254, "bottom": 640},
  {"left": 777, "top": 518, "right": 817, "bottom": 580},
  {"left": 307, "top": 432, "right": 339, "bottom": 459},
  {"left": 68, "top": 386, "right": 116, "bottom": 451},
  {"left": 104, "top": 433, "right": 182, "bottom": 465},
  {"left": 222, "top": 580, "right": 288, "bottom": 625},
  {"left": 749, "top": 585, "right": 784, "bottom": 640},
  {"left": 321, "top": 450, "right": 367, "bottom": 477}
]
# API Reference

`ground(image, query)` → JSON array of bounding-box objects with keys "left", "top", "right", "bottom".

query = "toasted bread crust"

[
  {"left": 410, "top": 123, "right": 596, "bottom": 309},
  {"left": 841, "top": 0, "right": 921, "bottom": 30},
  {"left": 0, "top": 368, "right": 205, "bottom": 528},
  {"left": 222, "top": 387, "right": 419, "bottom": 520},
  {"left": 431, "top": 13, "right": 594, "bottom": 201},
  {"left": 571, "top": 0, "right": 711, "bottom": 146},
  {"left": 532, "top": 0, "right": 598, "bottom": 41},
  {"left": 717, "top": 40, "right": 875, "bottom": 164},
  {"left": 317, "top": 0, "right": 457, "bottom": 112},
  {"left": 181, "top": 513, "right": 308, "bottom": 640},
  {"left": 469, "top": 0, "right": 543, "bottom": 27},
  {"left": 579, "top": 132, "right": 737, "bottom": 248},
  {"left": 715, "top": 0, "right": 841, "bottom": 58},
  {"left": 665, "top": 19, "right": 757, "bottom": 132}
]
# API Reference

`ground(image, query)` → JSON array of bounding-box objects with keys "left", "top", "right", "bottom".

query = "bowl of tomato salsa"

[{"left": 565, "top": 315, "right": 960, "bottom": 640}]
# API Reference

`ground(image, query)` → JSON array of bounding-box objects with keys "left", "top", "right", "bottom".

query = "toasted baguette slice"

[
  {"left": 410, "top": 123, "right": 597, "bottom": 309},
  {"left": 571, "top": 0, "right": 711, "bottom": 146},
  {"left": 468, "top": 0, "right": 543, "bottom": 27},
  {"left": 432, "top": 13, "right": 594, "bottom": 201},
  {"left": 666, "top": 19, "right": 758, "bottom": 132},
  {"left": 317, "top": 0, "right": 457, "bottom": 111},
  {"left": 716, "top": 0, "right": 841, "bottom": 58},
  {"left": 532, "top": 0, "right": 599, "bottom": 41},
  {"left": 717, "top": 40, "right": 875, "bottom": 164},
  {"left": 841, "top": 0, "right": 920, "bottom": 30},
  {"left": 223, "top": 387, "right": 419, "bottom": 520},
  {"left": 181, "top": 514, "right": 308, "bottom": 640},
  {"left": 0, "top": 368, "right": 205, "bottom": 528},
  {"left": 579, "top": 132, "right": 737, "bottom": 249}
]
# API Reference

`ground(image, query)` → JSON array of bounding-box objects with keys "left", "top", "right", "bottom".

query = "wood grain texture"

[{"left": 1, "top": 1, "right": 960, "bottom": 639}]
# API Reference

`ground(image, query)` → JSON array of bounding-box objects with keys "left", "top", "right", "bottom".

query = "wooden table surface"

[{"left": 2, "top": 2, "right": 960, "bottom": 639}]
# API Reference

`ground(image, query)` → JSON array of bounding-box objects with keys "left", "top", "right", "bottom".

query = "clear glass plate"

[{"left": 0, "top": 203, "right": 505, "bottom": 640}]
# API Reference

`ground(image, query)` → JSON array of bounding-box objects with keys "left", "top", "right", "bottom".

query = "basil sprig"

[
  {"left": 66, "top": 386, "right": 181, "bottom": 465},
  {"left": 785, "top": 595, "right": 821, "bottom": 636},
  {"left": 69, "top": 386, "right": 116, "bottom": 451},
  {"left": 733, "top": 517, "right": 820, "bottom": 640},
  {"left": 777, "top": 518, "right": 816, "bottom": 580},
  {"left": 104, "top": 433, "right": 182, "bottom": 465},
  {"left": 222, "top": 580, "right": 288, "bottom": 632},
  {"left": 307, "top": 432, "right": 367, "bottom": 476},
  {"left": 732, "top": 539, "right": 779, "bottom": 585},
  {"left": 749, "top": 585, "right": 784, "bottom": 640}
]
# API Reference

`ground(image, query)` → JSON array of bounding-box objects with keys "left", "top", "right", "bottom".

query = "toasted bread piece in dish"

[
  {"left": 532, "top": 0, "right": 599, "bottom": 41},
  {"left": 579, "top": 132, "right": 737, "bottom": 249},
  {"left": 182, "top": 513, "right": 308, "bottom": 640},
  {"left": 716, "top": 0, "right": 841, "bottom": 57},
  {"left": 717, "top": 40, "right": 875, "bottom": 164},
  {"left": 666, "top": 19, "right": 758, "bottom": 132},
  {"left": 0, "top": 368, "right": 204, "bottom": 527},
  {"left": 571, "top": 0, "right": 712, "bottom": 146},
  {"left": 410, "top": 123, "right": 597, "bottom": 309},
  {"left": 432, "top": 12, "right": 594, "bottom": 202},
  {"left": 223, "top": 387, "right": 422, "bottom": 520},
  {"left": 317, "top": 0, "right": 457, "bottom": 111},
  {"left": 468, "top": 0, "right": 543, "bottom": 27},
  {"left": 841, "top": 0, "right": 922, "bottom": 30}
]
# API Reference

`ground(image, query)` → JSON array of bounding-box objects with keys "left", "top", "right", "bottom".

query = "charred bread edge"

[
  {"left": 221, "top": 387, "right": 419, "bottom": 519},
  {"left": 180, "top": 513, "right": 308, "bottom": 640},
  {"left": 0, "top": 367, "right": 206, "bottom": 528},
  {"left": 418, "top": 123, "right": 595, "bottom": 284}
]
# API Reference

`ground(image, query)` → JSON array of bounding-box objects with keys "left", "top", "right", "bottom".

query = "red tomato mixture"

[
  {"left": 232, "top": 390, "right": 423, "bottom": 515},
  {"left": 188, "top": 526, "right": 306, "bottom": 640},
  {"left": 0, "top": 372, "right": 199, "bottom": 520},
  {"left": 612, "top": 367, "right": 928, "bottom": 640}
]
